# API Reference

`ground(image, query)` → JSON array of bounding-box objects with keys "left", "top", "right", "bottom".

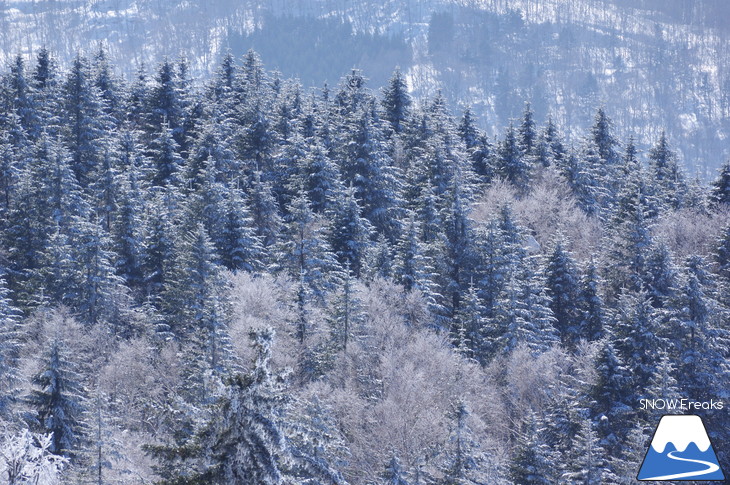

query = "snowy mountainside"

[{"left": 1, "top": 0, "right": 729, "bottom": 174}]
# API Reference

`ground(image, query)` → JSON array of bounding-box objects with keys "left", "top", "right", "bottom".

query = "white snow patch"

[{"left": 679, "top": 113, "right": 699, "bottom": 133}]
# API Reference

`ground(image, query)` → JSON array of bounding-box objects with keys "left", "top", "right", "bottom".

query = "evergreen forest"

[{"left": 1, "top": 48, "right": 730, "bottom": 483}]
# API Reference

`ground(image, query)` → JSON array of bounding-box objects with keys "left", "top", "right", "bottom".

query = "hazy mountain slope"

[{"left": 1, "top": 0, "right": 728, "bottom": 173}]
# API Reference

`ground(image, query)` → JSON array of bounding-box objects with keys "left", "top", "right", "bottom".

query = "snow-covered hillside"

[{"left": 1, "top": 0, "right": 728, "bottom": 174}]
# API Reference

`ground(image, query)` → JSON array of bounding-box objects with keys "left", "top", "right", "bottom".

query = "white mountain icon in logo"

[{"left": 638, "top": 415, "right": 724, "bottom": 481}]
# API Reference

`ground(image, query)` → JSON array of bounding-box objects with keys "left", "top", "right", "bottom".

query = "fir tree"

[
  {"left": 328, "top": 185, "right": 373, "bottom": 277},
  {"left": 540, "top": 117, "right": 566, "bottom": 167},
  {"left": 457, "top": 108, "right": 479, "bottom": 150},
  {"left": 92, "top": 44, "right": 123, "bottom": 120},
  {"left": 648, "top": 132, "right": 686, "bottom": 209},
  {"left": 337, "top": 102, "right": 402, "bottom": 241},
  {"left": 509, "top": 413, "right": 556, "bottom": 485},
  {"left": 33, "top": 47, "right": 58, "bottom": 93},
  {"left": 669, "top": 256, "right": 730, "bottom": 400},
  {"left": 110, "top": 148, "right": 146, "bottom": 288},
  {"left": 146, "top": 328, "right": 290, "bottom": 485},
  {"left": 285, "top": 397, "right": 349, "bottom": 484},
  {"left": 576, "top": 260, "right": 604, "bottom": 342},
  {"left": 381, "top": 455, "right": 410, "bottom": 485},
  {"left": 439, "top": 401, "right": 495, "bottom": 485},
  {"left": 468, "top": 134, "right": 496, "bottom": 186},
  {"left": 452, "top": 284, "right": 485, "bottom": 362},
  {"left": 612, "top": 291, "right": 666, "bottom": 398},
  {"left": 162, "top": 221, "right": 223, "bottom": 338},
  {"left": 710, "top": 160, "right": 730, "bottom": 206},
  {"left": 0, "top": 131, "right": 19, "bottom": 217},
  {"left": 590, "top": 107, "right": 619, "bottom": 167},
  {"left": 67, "top": 216, "right": 129, "bottom": 329},
  {"left": 544, "top": 238, "right": 581, "bottom": 349},
  {"left": 216, "top": 185, "right": 265, "bottom": 272},
  {"left": 297, "top": 141, "right": 342, "bottom": 214},
  {"left": 248, "top": 171, "right": 283, "bottom": 249},
  {"left": 141, "top": 192, "right": 175, "bottom": 299},
  {"left": 604, "top": 186, "right": 654, "bottom": 299},
  {"left": 62, "top": 54, "right": 110, "bottom": 186},
  {"left": 273, "top": 192, "right": 343, "bottom": 308},
  {"left": 0, "top": 273, "right": 22, "bottom": 417},
  {"left": 518, "top": 102, "right": 536, "bottom": 156},
  {"left": 147, "top": 122, "right": 183, "bottom": 187},
  {"left": 146, "top": 59, "right": 184, "bottom": 137},
  {"left": 5, "top": 55, "right": 40, "bottom": 138},
  {"left": 334, "top": 69, "right": 371, "bottom": 117},
  {"left": 26, "top": 338, "right": 88, "bottom": 461},
  {"left": 392, "top": 213, "right": 442, "bottom": 319},
  {"left": 643, "top": 243, "right": 677, "bottom": 309},
  {"left": 497, "top": 123, "right": 529, "bottom": 191},
  {"left": 493, "top": 265, "right": 558, "bottom": 356},
  {"left": 559, "top": 151, "right": 600, "bottom": 216},
  {"left": 589, "top": 339, "right": 632, "bottom": 457},
  {"left": 326, "top": 265, "right": 365, "bottom": 355},
  {"left": 561, "top": 418, "right": 608, "bottom": 484},
  {"left": 381, "top": 69, "right": 411, "bottom": 135},
  {"left": 716, "top": 223, "right": 730, "bottom": 281},
  {"left": 441, "top": 176, "right": 477, "bottom": 319}
]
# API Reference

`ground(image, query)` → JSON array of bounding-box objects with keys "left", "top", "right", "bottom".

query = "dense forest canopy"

[{"left": 0, "top": 47, "right": 730, "bottom": 483}]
